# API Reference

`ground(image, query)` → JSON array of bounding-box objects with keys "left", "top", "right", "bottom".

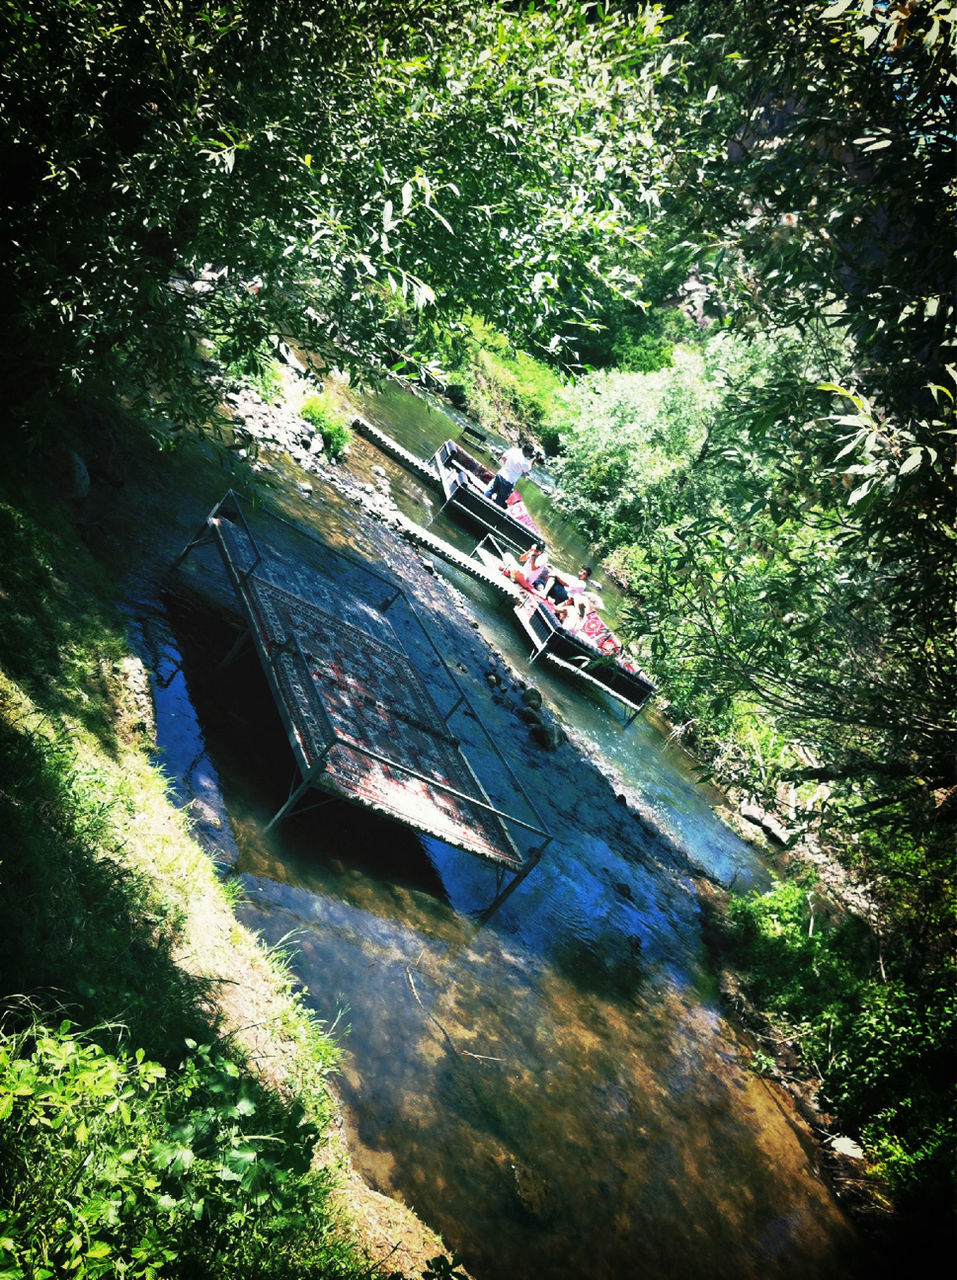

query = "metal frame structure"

[{"left": 172, "top": 491, "right": 551, "bottom": 900}]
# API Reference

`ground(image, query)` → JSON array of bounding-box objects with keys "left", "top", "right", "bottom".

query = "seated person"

[
  {"left": 509, "top": 542, "right": 549, "bottom": 592},
  {"left": 555, "top": 596, "right": 587, "bottom": 633},
  {"left": 542, "top": 564, "right": 592, "bottom": 606}
]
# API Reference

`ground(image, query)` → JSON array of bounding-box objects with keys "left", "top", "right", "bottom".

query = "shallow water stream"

[{"left": 136, "top": 382, "right": 867, "bottom": 1280}]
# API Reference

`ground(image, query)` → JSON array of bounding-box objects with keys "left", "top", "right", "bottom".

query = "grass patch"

[
  {"left": 300, "top": 394, "right": 352, "bottom": 459},
  {"left": 433, "top": 315, "right": 569, "bottom": 449},
  {"left": 218, "top": 338, "right": 286, "bottom": 404}
]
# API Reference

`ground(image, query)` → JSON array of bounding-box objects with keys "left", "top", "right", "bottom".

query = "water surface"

[{"left": 141, "top": 384, "right": 865, "bottom": 1280}]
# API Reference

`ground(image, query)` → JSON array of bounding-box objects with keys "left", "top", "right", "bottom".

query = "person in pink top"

[
  {"left": 485, "top": 443, "right": 535, "bottom": 507},
  {"left": 508, "top": 541, "right": 549, "bottom": 591}
]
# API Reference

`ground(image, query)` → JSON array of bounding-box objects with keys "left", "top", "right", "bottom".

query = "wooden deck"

[
  {"left": 174, "top": 494, "right": 549, "bottom": 873},
  {"left": 351, "top": 415, "right": 440, "bottom": 487}
]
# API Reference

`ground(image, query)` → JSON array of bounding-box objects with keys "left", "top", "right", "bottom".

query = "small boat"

[
  {"left": 430, "top": 439, "right": 544, "bottom": 555},
  {"left": 474, "top": 546, "right": 655, "bottom": 724},
  {"left": 350, "top": 418, "right": 544, "bottom": 554},
  {"left": 349, "top": 417, "right": 654, "bottom": 721}
]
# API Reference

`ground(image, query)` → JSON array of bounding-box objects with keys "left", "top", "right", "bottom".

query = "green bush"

[
  {"left": 0, "top": 1019, "right": 365, "bottom": 1280},
  {"left": 300, "top": 396, "right": 352, "bottom": 459},
  {"left": 611, "top": 307, "right": 697, "bottom": 374},
  {"left": 725, "top": 877, "right": 956, "bottom": 1220},
  {"left": 218, "top": 339, "right": 285, "bottom": 404}
]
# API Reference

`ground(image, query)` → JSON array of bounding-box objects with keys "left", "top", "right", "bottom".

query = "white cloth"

[
  {"left": 562, "top": 606, "right": 585, "bottom": 633},
  {"left": 498, "top": 446, "right": 532, "bottom": 484}
]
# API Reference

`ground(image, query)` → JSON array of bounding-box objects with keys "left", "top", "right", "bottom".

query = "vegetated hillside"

[{"left": 0, "top": 418, "right": 455, "bottom": 1280}]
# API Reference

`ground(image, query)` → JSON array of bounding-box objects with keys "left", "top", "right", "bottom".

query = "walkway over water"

[
  {"left": 173, "top": 492, "right": 549, "bottom": 875},
  {"left": 352, "top": 413, "right": 440, "bottom": 487}
]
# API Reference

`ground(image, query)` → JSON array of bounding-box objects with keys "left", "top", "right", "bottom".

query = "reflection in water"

[{"left": 143, "top": 383, "right": 866, "bottom": 1280}]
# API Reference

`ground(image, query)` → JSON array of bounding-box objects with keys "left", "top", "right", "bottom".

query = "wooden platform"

[
  {"left": 174, "top": 494, "right": 549, "bottom": 873},
  {"left": 351, "top": 417, "right": 542, "bottom": 556},
  {"left": 513, "top": 593, "right": 654, "bottom": 724},
  {"left": 431, "top": 439, "right": 543, "bottom": 555},
  {"left": 395, "top": 516, "right": 521, "bottom": 599},
  {"left": 351, "top": 415, "right": 441, "bottom": 487}
]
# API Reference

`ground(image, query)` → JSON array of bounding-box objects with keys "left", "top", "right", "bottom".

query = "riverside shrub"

[
  {"left": 0, "top": 1019, "right": 361, "bottom": 1280},
  {"left": 301, "top": 396, "right": 351, "bottom": 459},
  {"left": 726, "top": 877, "right": 956, "bottom": 1220}
]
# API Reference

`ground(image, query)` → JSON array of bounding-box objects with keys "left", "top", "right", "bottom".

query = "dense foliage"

[
  {"left": 726, "top": 877, "right": 956, "bottom": 1223},
  {"left": 2, "top": 0, "right": 954, "bottom": 1255},
  {"left": 0, "top": 1018, "right": 357, "bottom": 1280},
  {"left": 1, "top": 0, "right": 670, "bottom": 434},
  {"left": 544, "top": 0, "right": 955, "bottom": 1220},
  {"left": 554, "top": 3, "right": 955, "bottom": 855}
]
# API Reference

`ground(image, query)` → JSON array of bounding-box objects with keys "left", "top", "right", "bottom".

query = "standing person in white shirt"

[{"left": 485, "top": 443, "right": 535, "bottom": 508}]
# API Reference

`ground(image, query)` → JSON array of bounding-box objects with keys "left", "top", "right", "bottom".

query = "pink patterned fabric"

[
  {"left": 533, "top": 594, "right": 620, "bottom": 657},
  {"left": 505, "top": 491, "right": 543, "bottom": 537},
  {"left": 524, "top": 587, "right": 650, "bottom": 681}
]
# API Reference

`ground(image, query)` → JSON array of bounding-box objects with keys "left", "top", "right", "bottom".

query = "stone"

[
  {"left": 829, "top": 1136, "right": 864, "bottom": 1160},
  {"left": 510, "top": 1161, "right": 553, "bottom": 1221},
  {"left": 530, "top": 722, "right": 563, "bottom": 750},
  {"left": 70, "top": 451, "right": 91, "bottom": 501}
]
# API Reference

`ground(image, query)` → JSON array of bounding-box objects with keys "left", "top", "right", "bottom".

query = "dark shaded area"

[
  {"left": 162, "top": 591, "right": 453, "bottom": 903},
  {"left": 0, "top": 712, "right": 212, "bottom": 1063}
]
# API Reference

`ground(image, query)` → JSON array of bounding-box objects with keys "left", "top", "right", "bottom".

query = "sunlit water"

[{"left": 134, "top": 380, "right": 867, "bottom": 1280}]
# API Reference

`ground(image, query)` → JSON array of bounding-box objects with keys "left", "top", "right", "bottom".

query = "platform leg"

[
  {"left": 219, "top": 628, "right": 250, "bottom": 668},
  {"left": 263, "top": 778, "right": 312, "bottom": 833},
  {"left": 478, "top": 846, "right": 544, "bottom": 924},
  {"left": 169, "top": 520, "right": 215, "bottom": 570}
]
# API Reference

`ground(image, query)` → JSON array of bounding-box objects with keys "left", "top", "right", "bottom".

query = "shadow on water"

[
  {"left": 137, "top": 393, "right": 873, "bottom": 1280},
  {"left": 161, "top": 595, "right": 451, "bottom": 905}
]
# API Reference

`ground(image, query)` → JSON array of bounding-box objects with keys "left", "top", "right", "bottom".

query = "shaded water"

[{"left": 140, "top": 383, "right": 866, "bottom": 1280}]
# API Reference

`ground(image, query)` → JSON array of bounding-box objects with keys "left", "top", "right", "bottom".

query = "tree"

[
  {"left": 586, "top": 0, "right": 957, "bottom": 833},
  {"left": 0, "top": 0, "right": 671, "bottom": 433}
]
